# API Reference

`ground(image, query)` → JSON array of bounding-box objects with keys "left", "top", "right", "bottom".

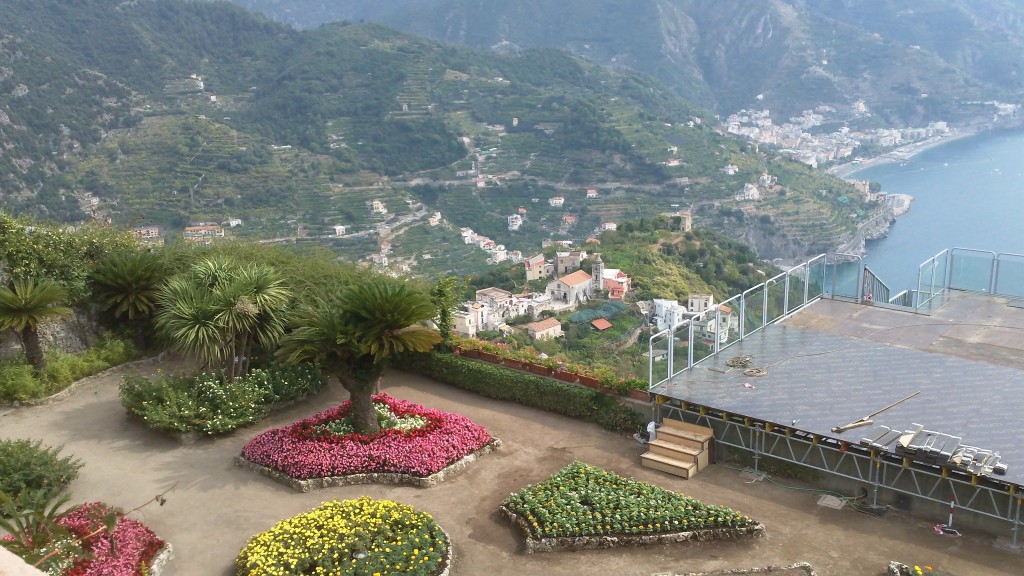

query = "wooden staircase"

[{"left": 641, "top": 418, "right": 714, "bottom": 479}]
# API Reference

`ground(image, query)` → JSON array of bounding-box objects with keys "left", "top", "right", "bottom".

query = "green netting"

[{"left": 568, "top": 301, "right": 628, "bottom": 323}]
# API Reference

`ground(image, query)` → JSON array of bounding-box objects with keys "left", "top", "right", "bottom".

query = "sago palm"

[
  {"left": 90, "top": 250, "right": 164, "bottom": 348},
  {"left": 0, "top": 278, "right": 73, "bottom": 372},
  {"left": 277, "top": 276, "right": 440, "bottom": 433}
]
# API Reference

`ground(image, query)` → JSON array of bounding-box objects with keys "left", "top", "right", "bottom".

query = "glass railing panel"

[
  {"left": 766, "top": 274, "right": 787, "bottom": 324},
  {"left": 648, "top": 330, "right": 671, "bottom": 386},
  {"left": 949, "top": 249, "right": 994, "bottom": 293},
  {"left": 994, "top": 253, "right": 1024, "bottom": 299},
  {"left": 807, "top": 255, "right": 826, "bottom": 301},
  {"left": 743, "top": 284, "right": 766, "bottom": 335},
  {"left": 828, "top": 259, "right": 861, "bottom": 299},
  {"left": 670, "top": 321, "right": 691, "bottom": 378},
  {"left": 785, "top": 264, "right": 808, "bottom": 314},
  {"left": 718, "top": 294, "right": 742, "bottom": 351}
]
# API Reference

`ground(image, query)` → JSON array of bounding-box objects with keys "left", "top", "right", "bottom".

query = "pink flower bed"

[
  {"left": 62, "top": 502, "right": 165, "bottom": 576},
  {"left": 241, "top": 393, "right": 494, "bottom": 479}
]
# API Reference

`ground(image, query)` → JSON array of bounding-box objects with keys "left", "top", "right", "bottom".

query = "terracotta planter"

[
  {"left": 577, "top": 375, "right": 601, "bottom": 388},
  {"left": 554, "top": 371, "right": 578, "bottom": 383},
  {"left": 527, "top": 363, "right": 553, "bottom": 376},
  {"left": 503, "top": 358, "right": 524, "bottom": 369},
  {"left": 461, "top": 348, "right": 480, "bottom": 358},
  {"left": 628, "top": 389, "right": 651, "bottom": 402},
  {"left": 478, "top": 351, "right": 501, "bottom": 363}
]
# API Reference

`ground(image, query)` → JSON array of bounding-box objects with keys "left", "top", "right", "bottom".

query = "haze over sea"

[{"left": 852, "top": 129, "right": 1024, "bottom": 292}]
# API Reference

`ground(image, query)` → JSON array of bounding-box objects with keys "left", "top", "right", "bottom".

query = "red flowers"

[
  {"left": 241, "top": 393, "right": 493, "bottom": 479},
  {"left": 61, "top": 503, "right": 165, "bottom": 576}
]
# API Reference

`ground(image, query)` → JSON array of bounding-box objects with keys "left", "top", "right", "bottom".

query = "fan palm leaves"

[
  {"left": 0, "top": 278, "right": 73, "bottom": 372},
  {"left": 90, "top": 250, "right": 164, "bottom": 348},
  {"left": 155, "top": 259, "right": 290, "bottom": 378},
  {"left": 277, "top": 276, "right": 440, "bottom": 433}
]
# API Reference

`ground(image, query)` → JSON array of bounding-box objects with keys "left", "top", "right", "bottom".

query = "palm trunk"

[
  {"left": 132, "top": 318, "right": 147, "bottom": 350},
  {"left": 344, "top": 378, "right": 380, "bottom": 434},
  {"left": 21, "top": 326, "right": 46, "bottom": 372}
]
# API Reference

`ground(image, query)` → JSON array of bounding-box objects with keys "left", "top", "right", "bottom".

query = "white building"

[
  {"left": 508, "top": 214, "right": 523, "bottom": 231},
  {"left": 652, "top": 299, "right": 688, "bottom": 332},
  {"left": 549, "top": 196, "right": 565, "bottom": 207},
  {"left": 333, "top": 225, "right": 347, "bottom": 237}
]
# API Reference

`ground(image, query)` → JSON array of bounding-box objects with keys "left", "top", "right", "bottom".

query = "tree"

[
  {"left": 429, "top": 275, "right": 464, "bottom": 346},
  {"left": 155, "top": 258, "right": 290, "bottom": 379},
  {"left": 277, "top": 277, "right": 440, "bottom": 433},
  {"left": 90, "top": 250, "right": 164, "bottom": 348},
  {"left": 0, "top": 278, "right": 73, "bottom": 372}
]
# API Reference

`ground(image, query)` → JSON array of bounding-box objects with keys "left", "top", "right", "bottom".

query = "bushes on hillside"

[
  {"left": 408, "top": 352, "right": 640, "bottom": 432},
  {"left": 0, "top": 439, "right": 82, "bottom": 507},
  {"left": 120, "top": 363, "right": 324, "bottom": 435}
]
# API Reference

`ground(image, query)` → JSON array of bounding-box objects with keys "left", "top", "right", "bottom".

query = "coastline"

[{"left": 827, "top": 127, "right": 983, "bottom": 179}]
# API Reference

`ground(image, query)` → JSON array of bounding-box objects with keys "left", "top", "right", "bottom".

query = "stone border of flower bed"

[
  {"left": 499, "top": 505, "right": 765, "bottom": 554},
  {"left": 234, "top": 437, "right": 502, "bottom": 492},
  {"left": 676, "top": 562, "right": 816, "bottom": 576},
  {"left": 149, "top": 543, "right": 174, "bottom": 576}
]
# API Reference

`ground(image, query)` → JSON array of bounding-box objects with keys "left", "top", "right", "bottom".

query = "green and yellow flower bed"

[
  {"left": 500, "top": 461, "right": 764, "bottom": 553},
  {"left": 236, "top": 498, "right": 450, "bottom": 576}
]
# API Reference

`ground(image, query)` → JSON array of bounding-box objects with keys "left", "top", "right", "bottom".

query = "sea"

[{"left": 850, "top": 129, "right": 1024, "bottom": 292}]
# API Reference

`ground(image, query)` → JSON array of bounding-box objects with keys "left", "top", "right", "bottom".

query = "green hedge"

[
  {"left": 407, "top": 353, "right": 640, "bottom": 433},
  {"left": 0, "top": 335, "right": 138, "bottom": 402}
]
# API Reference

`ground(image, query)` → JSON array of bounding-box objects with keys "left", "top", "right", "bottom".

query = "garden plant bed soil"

[
  {"left": 235, "top": 438, "right": 502, "bottom": 491},
  {"left": 500, "top": 505, "right": 765, "bottom": 553}
]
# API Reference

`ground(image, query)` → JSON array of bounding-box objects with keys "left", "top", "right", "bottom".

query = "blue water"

[{"left": 852, "top": 130, "right": 1024, "bottom": 292}]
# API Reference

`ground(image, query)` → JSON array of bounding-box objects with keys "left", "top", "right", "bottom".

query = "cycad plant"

[
  {"left": 277, "top": 276, "right": 440, "bottom": 433},
  {"left": 90, "top": 250, "right": 164, "bottom": 348},
  {"left": 0, "top": 278, "right": 73, "bottom": 372}
]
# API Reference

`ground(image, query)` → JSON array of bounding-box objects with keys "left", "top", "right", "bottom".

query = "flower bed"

[
  {"left": 236, "top": 497, "right": 451, "bottom": 576},
  {"left": 18, "top": 502, "right": 169, "bottom": 576},
  {"left": 239, "top": 393, "right": 496, "bottom": 487},
  {"left": 501, "top": 461, "right": 763, "bottom": 552}
]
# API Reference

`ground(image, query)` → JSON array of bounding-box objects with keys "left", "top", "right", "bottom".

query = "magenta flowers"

[{"left": 241, "top": 393, "right": 493, "bottom": 479}]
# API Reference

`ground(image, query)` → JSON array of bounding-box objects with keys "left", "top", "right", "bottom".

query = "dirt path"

[{"left": 1, "top": 365, "right": 1019, "bottom": 576}]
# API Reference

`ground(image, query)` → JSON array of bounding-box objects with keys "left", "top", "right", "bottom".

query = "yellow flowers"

[{"left": 236, "top": 498, "right": 448, "bottom": 575}]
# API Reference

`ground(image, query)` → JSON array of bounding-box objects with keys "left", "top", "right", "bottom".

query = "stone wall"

[{"left": 0, "top": 311, "right": 102, "bottom": 362}]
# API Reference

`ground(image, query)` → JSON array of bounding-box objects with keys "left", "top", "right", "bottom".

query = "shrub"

[
  {"left": 0, "top": 362, "right": 43, "bottom": 401},
  {"left": 237, "top": 498, "right": 447, "bottom": 576},
  {"left": 0, "top": 336, "right": 138, "bottom": 402},
  {"left": 120, "top": 363, "right": 324, "bottom": 435},
  {"left": 408, "top": 352, "right": 641, "bottom": 432},
  {"left": 0, "top": 439, "right": 83, "bottom": 506}
]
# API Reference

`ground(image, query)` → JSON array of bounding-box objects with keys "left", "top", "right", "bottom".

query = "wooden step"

[
  {"left": 661, "top": 418, "right": 714, "bottom": 438},
  {"left": 656, "top": 426, "right": 711, "bottom": 451},
  {"left": 641, "top": 451, "right": 697, "bottom": 479},
  {"left": 648, "top": 439, "right": 700, "bottom": 463}
]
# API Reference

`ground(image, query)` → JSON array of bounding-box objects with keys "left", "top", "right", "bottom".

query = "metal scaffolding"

[{"left": 656, "top": 399, "right": 1023, "bottom": 545}]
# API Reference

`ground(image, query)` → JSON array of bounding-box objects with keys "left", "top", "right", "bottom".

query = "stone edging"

[
  {"left": 1, "top": 356, "right": 160, "bottom": 408},
  {"left": 677, "top": 562, "right": 816, "bottom": 576},
  {"left": 437, "top": 530, "right": 453, "bottom": 576},
  {"left": 149, "top": 543, "right": 174, "bottom": 576},
  {"left": 499, "top": 505, "right": 765, "bottom": 553},
  {"left": 234, "top": 438, "right": 502, "bottom": 492}
]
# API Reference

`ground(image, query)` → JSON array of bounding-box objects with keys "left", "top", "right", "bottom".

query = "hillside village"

[{"left": 453, "top": 245, "right": 738, "bottom": 355}]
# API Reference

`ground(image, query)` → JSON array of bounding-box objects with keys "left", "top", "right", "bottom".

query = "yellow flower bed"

[{"left": 237, "top": 498, "right": 448, "bottom": 576}]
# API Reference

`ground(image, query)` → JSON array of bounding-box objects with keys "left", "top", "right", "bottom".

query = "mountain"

[
  {"left": 0, "top": 0, "right": 874, "bottom": 276},
  {"left": 232, "top": 0, "right": 1024, "bottom": 125}
]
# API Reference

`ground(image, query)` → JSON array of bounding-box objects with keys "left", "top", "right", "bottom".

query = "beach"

[{"left": 827, "top": 127, "right": 982, "bottom": 179}]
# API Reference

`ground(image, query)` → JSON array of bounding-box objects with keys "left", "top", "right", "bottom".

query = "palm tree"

[
  {"left": 90, "top": 250, "right": 164, "bottom": 348},
  {"left": 155, "top": 259, "right": 290, "bottom": 378},
  {"left": 277, "top": 277, "right": 440, "bottom": 433},
  {"left": 0, "top": 278, "right": 73, "bottom": 372}
]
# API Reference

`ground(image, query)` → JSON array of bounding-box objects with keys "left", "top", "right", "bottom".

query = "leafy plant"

[
  {"left": 0, "top": 278, "right": 73, "bottom": 372},
  {"left": 0, "top": 336, "right": 137, "bottom": 402},
  {"left": 120, "top": 363, "right": 323, "bottom": 435},
  {"left": 0, "top": 439, "right": 82, "bottom": 508}
]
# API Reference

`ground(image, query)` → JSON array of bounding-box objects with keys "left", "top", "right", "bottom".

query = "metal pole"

[
  {"left": 872, "top": 451, "right": 881, "bottom": 508},
  {"left": 783, "top": 273, "right": 791, "bottom": 316},
  {"left": 948, "top": 496, "right": 955, "bottom": 527},
  {"left": 1011, "top": 496, "right": 1019, "bottom": 545}
]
